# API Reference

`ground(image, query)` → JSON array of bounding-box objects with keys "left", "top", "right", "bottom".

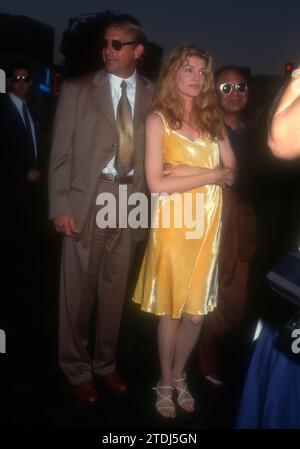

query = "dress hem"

[{"left": 132, "top": 299, "right": 218, "bottom": 320}]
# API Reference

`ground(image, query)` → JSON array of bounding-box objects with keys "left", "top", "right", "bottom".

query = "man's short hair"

[
  {"left": 104, "top": 14, "right": 146, "bottom": 45},
  {"left": 6, "top": 62, "right": 32, "bottom": 79},
  {"left": 215, "top": 65, "right": 251, "bottom": 85}
]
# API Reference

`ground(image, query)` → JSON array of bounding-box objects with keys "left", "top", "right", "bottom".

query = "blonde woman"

[{"left": 133, "top": 44, "right": 236, "bottom": 418}]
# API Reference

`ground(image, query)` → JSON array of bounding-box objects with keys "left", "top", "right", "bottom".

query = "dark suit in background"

[{"left": 0, "top": 93, "right": 44, "bottom": 306}]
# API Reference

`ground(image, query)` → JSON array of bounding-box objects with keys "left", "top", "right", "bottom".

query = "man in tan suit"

[{"left": 49, "top": 15, "right": 154, "bottom": 404}]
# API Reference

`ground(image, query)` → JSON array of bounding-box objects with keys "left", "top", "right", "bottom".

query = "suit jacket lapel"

[
  {"left": 7, "top": 96, "right": 26, "bottom": 129},
  {"left": 92, "top": 70, "right": 116, "bottom": 131},
  {"left": 134, "top": 74, "right": 151, "bottom": 131},
  {"left": 92, "top": 70, "right": 151, "bottom": 133}
]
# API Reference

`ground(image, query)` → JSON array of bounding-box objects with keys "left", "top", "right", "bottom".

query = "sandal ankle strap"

[
  {"left": 154, "top": 383, "right": 176, "bottom": 412},
  {"left": 152, "top": 385, "right": 174, "bottom": 391},
  {"left": 173, "top": 372, "right": 187, "bottom": 383}
]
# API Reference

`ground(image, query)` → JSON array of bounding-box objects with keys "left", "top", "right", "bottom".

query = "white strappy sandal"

[
  {"left": 173, "top": 373, "right": 195, "bottom": 412},
  {"left": 153, "top": 383, "right": 176, "bottom": 418}
]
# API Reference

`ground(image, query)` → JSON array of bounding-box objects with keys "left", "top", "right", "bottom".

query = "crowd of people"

[{"left": 1, "top": 13, "right": 299, "bottom": 428}]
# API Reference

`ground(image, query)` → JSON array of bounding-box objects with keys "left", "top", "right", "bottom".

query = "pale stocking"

[
  {"left": 173, "top": 313, "right": 204, "bottom": 377},
  {"left": 172, "top": 314, "right": 204, "bottom": 412},
  {"left": 155, "top": 315, "right": 180, "bottom": 418},
  {"left": 158, "top": 315, "right": 180, "bottom": 385}
]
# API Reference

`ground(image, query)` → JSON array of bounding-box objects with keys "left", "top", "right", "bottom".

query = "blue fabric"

[
  {"left": 235, "top": 324, "right": 300, "bottom": 429},
  {"left": 226, "top": 122, "right": 247, "bottom": 159}
]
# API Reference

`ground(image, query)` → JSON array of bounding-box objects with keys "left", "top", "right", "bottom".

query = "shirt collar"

[
  {"left": 9, "top": 92, "right": 25, "bottom": 108},
  {"left": 108, "top": 71, "right": 137, "bottom": 90},
  {"left": 226, "top": 120, "right": 247, "bottom": 135}
]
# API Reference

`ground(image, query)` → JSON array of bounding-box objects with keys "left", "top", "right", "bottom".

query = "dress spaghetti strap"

[{"left": 154, "top": 111, "right": 171, "bottom": 134}]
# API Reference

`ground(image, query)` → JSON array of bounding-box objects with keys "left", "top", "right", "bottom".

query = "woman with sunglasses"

[{"left": 133, "top": 44, "right": 236, "bottom": 418}]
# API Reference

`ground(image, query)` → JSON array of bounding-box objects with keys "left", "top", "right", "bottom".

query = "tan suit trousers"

[{"left": 59, "top": 179, "right": 136, "bottom": 385}]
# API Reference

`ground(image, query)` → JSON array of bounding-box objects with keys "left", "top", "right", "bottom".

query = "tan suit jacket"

[
  {"left": 49, "top": 69, "right": 154, "bottom": 382},
  {"left": 49, "top": 69, "right": 154, "bottom": 240}
]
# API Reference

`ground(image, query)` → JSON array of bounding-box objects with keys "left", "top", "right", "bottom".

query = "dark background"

[{"left": 1, "top": 0, "right": 300, "bottom": 74}]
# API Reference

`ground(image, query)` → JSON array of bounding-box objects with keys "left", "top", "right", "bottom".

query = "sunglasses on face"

[
  {"left": 218, "top": 82, "right": 248, "bottom": 95},
  {"left": 10, "top": 75, "right": 31, "bottom": 84},
  {"left": 100, "top": 38, "right": 138, "bottom": 51}
]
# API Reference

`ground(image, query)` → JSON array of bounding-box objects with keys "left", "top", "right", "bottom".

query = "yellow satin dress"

[{"left": 133, "top": 112, "right": 222, "bottom": 319}]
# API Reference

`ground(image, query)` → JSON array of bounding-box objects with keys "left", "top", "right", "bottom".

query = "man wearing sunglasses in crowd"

[
  {"left": 0, "top": 62, "right": 44, "bottom": 312},
  {"left": 198, "top": 66, "right": 257, "bottom": 386},
  {"left": 49, "top": 14, "right": 154, "bottom": 405}
]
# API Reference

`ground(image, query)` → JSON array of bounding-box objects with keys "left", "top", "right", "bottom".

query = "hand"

[
  {"left": 215, "top": 168, "right": 236, "bottom": 188},
  {"left": 224, "top": 168, "right": 236, "bottom": 187},
  {"left": 27, "top": 168, "right": 41, "bottom": 182},
  {"left": 53, "top": 215, "right": 80, "bottom": 238}
]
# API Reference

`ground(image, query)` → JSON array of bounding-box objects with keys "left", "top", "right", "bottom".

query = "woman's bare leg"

[
  {"left": 172, "top": 314, "right": 204, "bottom": 411},
  {"left": 156, "top": 315, "right": 180, "bottom": 418}
]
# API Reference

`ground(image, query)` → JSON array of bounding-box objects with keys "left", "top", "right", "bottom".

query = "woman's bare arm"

[
  {"left": 218, "top": 131, "right": 237, "bottom": 170},
  {"left": 268, "top": 68, "right": 300, "bottom": 159}
]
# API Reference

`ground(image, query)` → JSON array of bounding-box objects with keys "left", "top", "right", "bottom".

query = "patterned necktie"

[
  {"left": 114, "top": 80, "right": 134, "bottom": 176},
  {"left": 22, "top": 102, "right": 36, "bottom": 165}
]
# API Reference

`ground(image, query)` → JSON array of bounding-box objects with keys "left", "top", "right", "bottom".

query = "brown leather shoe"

[
  {"left": 73, "top": 379, "right": 98, "bottom": 405},
  {"left": 95, "top": 372, "right": 128, "bottom": 394}
]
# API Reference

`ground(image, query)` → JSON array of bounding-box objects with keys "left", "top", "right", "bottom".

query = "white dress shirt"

[
  {"left": 8, "top": 92, "right": 37, "bottom": 162},
  {"left": 102, "top": 71, "right": 136, "bottom": 176}
]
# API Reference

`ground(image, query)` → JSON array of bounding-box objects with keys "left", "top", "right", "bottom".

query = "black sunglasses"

[
  {"left": 218, "top": 82, "right": 248, "bottom": 95},
  {"left": 100, "top": 38, "right": 138, "bottom": 51},
  {"left": 10, "top": 75, "right": 31, "bottom": 84}
]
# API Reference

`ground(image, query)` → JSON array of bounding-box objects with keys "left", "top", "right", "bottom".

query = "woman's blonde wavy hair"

[{"left": 152, "top": 44, "right": 224, "bottom": 141}]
